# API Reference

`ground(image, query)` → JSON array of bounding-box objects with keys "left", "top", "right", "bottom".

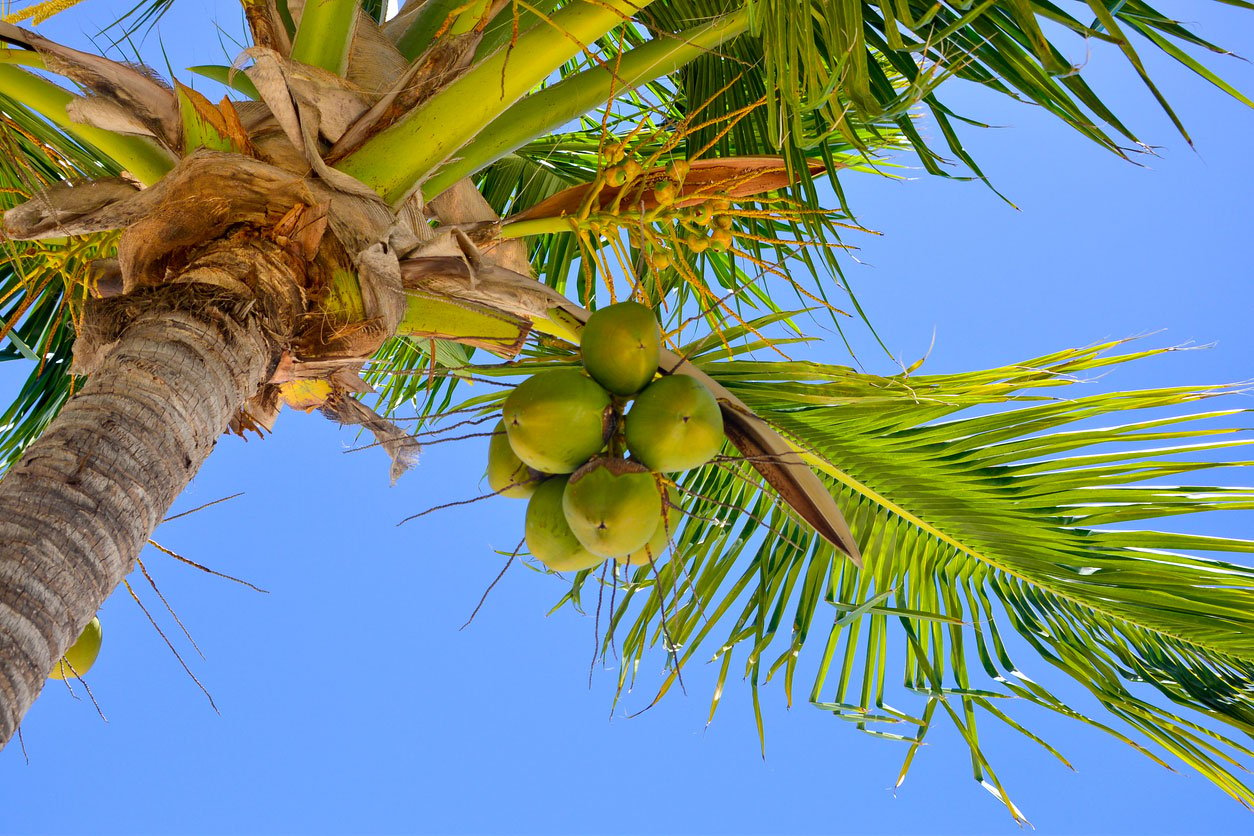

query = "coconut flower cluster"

[{"left": 485, "top": 302, "right": 724, "bottom": 571}]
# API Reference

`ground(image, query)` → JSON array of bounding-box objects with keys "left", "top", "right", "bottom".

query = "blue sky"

[{"left": 2, "top": 2, "right": 1254, "bottom": 834}]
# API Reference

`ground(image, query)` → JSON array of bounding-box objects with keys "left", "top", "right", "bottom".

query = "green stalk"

[
  {"left": 0, "top": 49, "right": 44, "bottom": 69},
  {"left": 337, "top": 0, "right": 659, "bottom": 206},
  {"left": 448, "top": 0, "right": 491, "bottom": 36},
  {"left": 186, "top": 65, "right": 261, "bottom": 99},
  {"left": 394, "top": 0, "right": 494, "bottom": 60},
  {"left": 421, "top": 7, "right": 750, "bottom": 199},
  {"left": 393, "top": 0, "right": 465, "bottom": 60},
  {"left": 290, "top": 0, "right": 360, "bottom": 75},
  {"left": 473, "top": 0, "right": 563, "bottom": 59},
  {"left": 0, "top": 64, "right": 173, "bottom": 185},
  {"left": 498, "top": 217, "right": 572, "bottom": 238}
]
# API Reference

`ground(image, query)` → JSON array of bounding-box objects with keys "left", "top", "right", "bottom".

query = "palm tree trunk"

[{"left": 0, "top": 234, "right": 297, "bottom": 746}]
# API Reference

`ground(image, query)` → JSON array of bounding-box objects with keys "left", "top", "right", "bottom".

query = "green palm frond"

[
  {"left": 642, "top": 0, "right": 1251, "bottom": 181},
  {"left": 584, "top": 339, "right": 1254, "bottom": 816},
  {"left": 0, "top": 93, "right": 121, "bottom": 472},
  {"left": 363, "top": 336, "right": 473, "bottom": 421}
]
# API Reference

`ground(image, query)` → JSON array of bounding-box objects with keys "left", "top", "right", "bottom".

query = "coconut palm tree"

[{"left": 1, "top": 0, "right": 1253, "bottom": 818}]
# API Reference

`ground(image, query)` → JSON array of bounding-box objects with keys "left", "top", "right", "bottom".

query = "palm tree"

[{"left": 1, "top": 0, "right": 1252, "bottom": 818}]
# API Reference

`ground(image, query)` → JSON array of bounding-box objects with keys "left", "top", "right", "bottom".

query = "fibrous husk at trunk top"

[
  {"left": 3, "top": 178, "right": 144, "bottom": 240},
  {"left": 0, "top": 21, "right": 182, "bottom": 152},
  {"left": 427, "top": 179, "right": 533, "bottom": 277},
  {"left": 507, "top": 157, "right": 828, "bottom": 222},
  {"left": 110, "top": 149, "right": 408, "bottom": 368},
  {"left": 116, "top": 151, "right": 315, "bottom": 293}
]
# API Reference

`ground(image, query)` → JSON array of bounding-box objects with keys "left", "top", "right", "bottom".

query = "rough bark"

[{"left": 0, "top": 235, "right": 298, "bottom": 747}]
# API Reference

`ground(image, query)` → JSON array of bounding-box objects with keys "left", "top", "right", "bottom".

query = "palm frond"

[
  {"left": 643, "top": 0, "right": 1252, "bottom": 180},
  {"left": 586, "top": 339, "right": 1254, "bottom": 816},
  {"left": 0, "top": 94, "right": 122, "bottom": 473}
]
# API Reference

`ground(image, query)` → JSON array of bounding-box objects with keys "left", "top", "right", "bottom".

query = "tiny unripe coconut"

[
  {"left": 49, "top": 616, "right": 102, "bottom": 680},
  {"left": 618, "top": 487, "right": 682, "bottom": 566},
  {"left": 667, "top": 160, "right": 690, "bottom": 181},
  {"left": 580, "top": 301, "right": 661, "bottom": 396},
  {"left": 525, "top": 477, "right": 605, "bottom": 572},
  {"left": 503, "top": 370, "right": 611, "bottom": 474},
  {"left": 563, "top": 459, "right": 662, "bottom": 558},
  {"left": 626, "top": 375, "right": 724, "bottom": 472},
  {"left": 486, "top": 420, "right": 540, "bottom": 499}
]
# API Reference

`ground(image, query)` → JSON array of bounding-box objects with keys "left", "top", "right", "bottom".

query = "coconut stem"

[{"left": 608, "top": 397, "right": 629, "bottom": 459}]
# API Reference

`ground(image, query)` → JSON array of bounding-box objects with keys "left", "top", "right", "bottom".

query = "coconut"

[
  {"left": 525, "top": 477, "right": 605, "bottom": 572},
  {"left": 617, "top": 487, "right": 682, "bottom": 566},
  {"left": 579, "top": 301, "right": 661, "bottom": 396},
  {"left": 486, "top": 420, "right": 541, "bottom": 499},
  {"left": 49, "top": 616, "right": 102, "bottom": 680},
  {"left": 503, "top": 369, "right": 611, "bottom": 474},
  {"left": 625, "top": 375, "right": 724, "bottom": 472},
  {"left": 563, "top": 458, "right": 662, "bottom": 558}
]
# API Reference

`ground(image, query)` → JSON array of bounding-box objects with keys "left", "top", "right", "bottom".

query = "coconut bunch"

[{"left": 485, "top": 302, "right": 724, "bottom": 571}]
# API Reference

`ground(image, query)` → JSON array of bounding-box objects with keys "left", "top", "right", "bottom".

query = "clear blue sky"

[{"left": 2, "top": 3, "right": 1254, "bottom": 834}]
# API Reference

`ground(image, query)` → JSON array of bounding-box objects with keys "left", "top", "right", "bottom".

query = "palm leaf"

[
  {"left": 0, "top": 93, "right": 122, "bottom": 472},
  {"left": 640, "top": 0, "right": 1251, "bottom": 182},
  {"left": 586, "top": 339, "right": 1254, "bottom": 816}
]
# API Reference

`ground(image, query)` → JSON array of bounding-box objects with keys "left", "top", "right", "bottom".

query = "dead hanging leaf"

[
  {"left": 3, "top": 177, "right": 145, "bottom": 240},
  {"left": 321, "top": 393, "right": 420, "bottom": 484},
  {"left": 0, "top": 21, "right": 182, "bottom": 152},
  {"left": 656, "top": 345, "right": 861, "bottom": 565},
  {"left": 507, "top": 157, "right": 828, "bottom": 223},
  {"left": 718, "top": 403, "right": 862, "bottom": 565}
]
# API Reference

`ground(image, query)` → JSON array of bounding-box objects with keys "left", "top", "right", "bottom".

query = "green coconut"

[
  {"left": 563, "top": 458, "right": 663, "bottom": 558},
  {"left": 525, "top": 477, "right": 605, "bottom": 572},
  {"left": 503, "top": 369, "right": 611, "bottom": 474},
  {"left": 618, "top": 487, "right": 682, "bottom": 566},
  {"left": 579, "top": 301, "right": 661, "bottom": 396},
  {"left": 49, "top": 616, "right": 102, "bottom": 680},
  {"left": 625, "top": 374, "right": 724, "bottom": 472},
  {"left": 486, "top": 420, "right": 539, "bottom": 499}
]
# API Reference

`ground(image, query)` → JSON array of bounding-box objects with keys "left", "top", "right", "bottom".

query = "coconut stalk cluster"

[{"left": 485, "top": 302, "right": 724, "bottom": 571}]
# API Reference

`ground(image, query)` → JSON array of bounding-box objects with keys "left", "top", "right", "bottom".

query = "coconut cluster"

[{"left": 485, "top": 301, "right": 725, "bottom": 571}]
